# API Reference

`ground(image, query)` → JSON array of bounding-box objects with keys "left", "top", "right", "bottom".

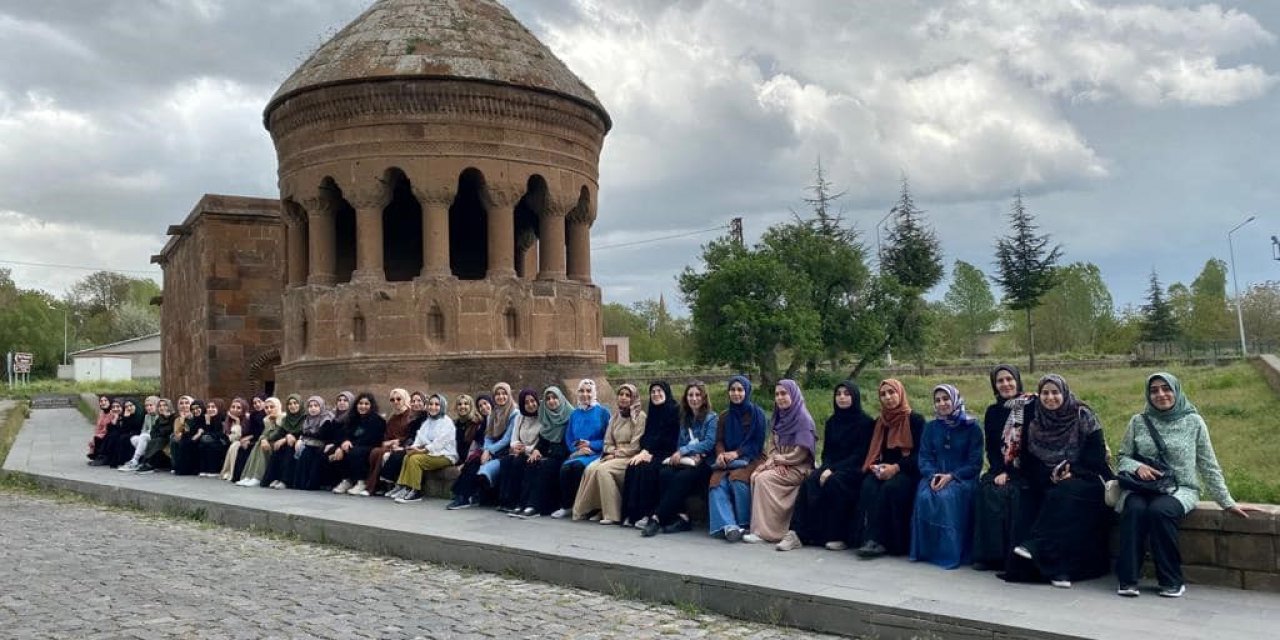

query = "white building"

[{"left": 58, "top": 333, "right": 161, "bottom": 381}]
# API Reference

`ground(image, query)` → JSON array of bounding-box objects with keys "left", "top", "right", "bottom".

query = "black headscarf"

[
  {"left": 984, "top": 364, "right": 1023, "bottom": 471},
  {"left": 121, "top": 401, "right": 145, "bottom": 436},
  {"left": 822, "top": 381, "right": 876, "bottom": 469},
  {"left": 640, "top": 381, "right": 680, "bottom": 461},
  {"left": 1026, "top": 374, "right": 1099, "bottom": 465}
]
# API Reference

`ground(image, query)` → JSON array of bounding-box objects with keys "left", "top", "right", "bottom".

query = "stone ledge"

[{"left": 1173, "top": 502, "right": 1280, "bottom": 590}]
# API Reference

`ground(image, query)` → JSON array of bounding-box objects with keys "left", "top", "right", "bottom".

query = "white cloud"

[{"left": 0, "top": 210, "right": 163, "bottom": 294}]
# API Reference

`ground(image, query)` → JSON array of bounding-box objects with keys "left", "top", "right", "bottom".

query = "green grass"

[
  {"left": 690, "top": 363, "right": 1279, "bottom": 504},
  {"left": 0, "top": 378, "right": 160, "bottom": 401}
]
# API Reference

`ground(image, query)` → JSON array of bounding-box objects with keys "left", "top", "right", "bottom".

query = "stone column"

[
  {"left": 416, "top": 186, "right": 453, "bottom": 279},
  {"left": 566, "top": 221, "right": 592, "bottom": 283},
  {"left": 303, "top": 197, "right": 335, "bottom": 286},
  {"left": 350, "top": 187, "right": 390, "bottom": 283},
  {"left": 485, "top": 187, "right": 517, "bottom": 279},
  {"left": 285, "top": 217, "right": 307, "bottom": 287},
  {"left": 537, "top": 197, "right": 569, "bottom": 281},
  {"left": 516, "top": 229, "right": 538, "bottom": 280}
]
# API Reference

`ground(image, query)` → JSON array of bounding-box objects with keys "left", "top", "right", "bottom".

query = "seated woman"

[
  {"left": 1115, "top": 372, "right": 1258, "bottom": 598},
  {"left": 195, "top": 398, "right": 230, "bottom": 477},
  {"left": 972, "top": 365, "right": 1028, "bottom": 571},
  {"left": 853, "top": 379, "right": 926, "bottom": 559},
  {"left": 622, "top": 382, "right": 681, "bottom": 529},
  {"left": 218, "top": 397, "right": 248, "bottom": 481},
  {"left": 104, "top": 399, "right": 144, "bottom": 468},
  {"left": 574, "top": 384, "right": 646, "bottom": 524},
  {"left": 261, "top": 394, "right": 306, "bottom": 489},
  {"left": 511, "top": 386, "right": 573, "bottom": 518},
  {"left": 320, "top": 392, "right": 356, "bottom": 487},
  {"left": 135, "top": 398, "right": 175, "bottom": 474},
  {"left": 448, "top": 384, "right": 516, "bottom": 509},
  {"left": 229, "top": 395, "right": 268, "bottom": 483},
  {"left": 331, "top": 393, "right": 387, "bottom": 496},
  {"left": 498, "top": 390, "right": 544, "bottom": 511},
  {"left": 394, "top": 393, "right": 459, "bottom": 503},
  {"left": 910, "top": 384, "right": 984, "bottom": 569},
  {"left": 644, "top": 382, "right": 717, "bottom": 536},
  {"left": 236, "top": 397, "right": 284, "bottom": 488},
  {"left": 170, "top": 399, "right": 204, "bottom": 476},
  {"left": 1004, "top": 374, "right": 1111, "bottom": 588},
  {"left": 454, "top": 394, "right": 487, "bottom": 468},
  {"left": 382, "top": 392, "right": 429, "bottom": 499},
  {"left": 367, "top": 388, "right": 418, "bottom": 496},
  {"left": 790, "top": 381, "right": 875, "bottom": 550},
  {"left": 119, "top": 396, "right": 160, "bottom": 472},
  {"left": 747, "top": 380, "right": 817, "bottom": 548},
  {"left": 550, "top": 379, "right": 611, "bottom": 519},
  {"left": 288, "top": 396, "right": 335, "bottom": 491},
  {"left": 88, "top": 395, "right": 114, "bottom": 465},
  {"left": 706, "top": 376, "right": 767, "bottom": 541}
]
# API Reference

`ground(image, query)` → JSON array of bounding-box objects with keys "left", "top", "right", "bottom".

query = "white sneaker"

[
  {"left": 741, "top": 533, "right": 764, "bottom": 544},
  {"left": 270, "top": 481, "right": 286, "bottom": 490},
  {"left": 599, "top": 519, "right": 616, "bottom": 526},
  {"left": 1051, "top": 578, "right": 1072, "bottom": 589},
  {"left": 1158, "top": 584, "right": 1185, "bottom": 598},
  {"left": 825, "top": 541, "right": 848, "bottom": 551},
  {"left": 332, "top": 479, "right": 352, "bottom": 494},
  {"left": 775, "top": 531, "right": 802, "bottom": 552},
  {"left": 1013, "top": 545, "right": 1033, "bottom": 560},
  {"left": 635, "top": 516, "right": 650, "bottom": 528},
  {"left": 239, "top": 478, "right": 260, "bottom": 488},
  {"left": 119, "top": 461, "right": 139, "bottom": 472},
  {"left": 347, "top": 481, "right": 368, "bottom": 496},
  {"left": 550, "top": 508, "right": 570, "bottom": 519},
  {"left": 1116, "top": 585, "right": 1140, "bottom": 598}
]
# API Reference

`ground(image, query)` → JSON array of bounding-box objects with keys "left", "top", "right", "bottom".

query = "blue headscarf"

[
  {"left": 723, "top": 375, "right": 767, "bottom": 458},
  {"left": 931, "top": 383, "right": 971, "bottom": 428}
]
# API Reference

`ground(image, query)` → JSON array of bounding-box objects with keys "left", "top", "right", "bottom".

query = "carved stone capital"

[
  {"left": 412, "top": 184, "right": 456, "bottom": 209},
  {"left": 300, "top": 196, "right": 332, "bottom": 218},
  {"left": 346, "top": 184, "right": 393, "bottom": 211}
]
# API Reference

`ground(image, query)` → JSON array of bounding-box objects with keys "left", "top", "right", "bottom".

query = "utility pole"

[
  {"left": 730, "top": 217, "right": 743, "bottom": 247},
  {"left": 1228, "top": 215, "right": 1256, "bottom": 357}
]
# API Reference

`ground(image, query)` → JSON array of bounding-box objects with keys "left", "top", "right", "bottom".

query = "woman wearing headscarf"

[
  {"left": 790, "top": 381, "right": 876, "bottom": 549},
  {"left": 120, "top": 396, "right": 160, "bottom": 472},
  {"left": 447, "top": 383, "right": 517, "bottom": 508},
  {"left": 853, "top": 379, "right": 926, "bottom": 559},
  {"left": 393, "top": 393, "right": 458, "bottom": 503},
  {"left": 320, "top": 391, "right": 356, "bottom": 488},
  {"left": 382, "top": 392, "right": 429, "bottom": 498},
  {"left": 573, "top": 384, "right": 646, "bottom": 524},
  {"left": 497, "top": 389, "right": 543, "bottom": 511},
  {"left": 88, "top": 395, "right": 114, "bottom": 465},
  {"left": 218, "top": 397, "right": 248, "bottom": 480},
  {"left": 135, "top": 398, "right": 175, "bottom": 473},
  {"left": 972, "top": 365, "right": 1030, "bottom": 570},
  {"left": 746, "top": 380, "right": 817, "bottom": 548},
  {"left": 171, "top": 399, "right": 204, "bottom": 476},
  {"left": 236, "top": 397, "right": 284, "bottom": 487},
  {"left": 452, "top": 394, "right": 485, "bottom": 467},
  {"left": 1114, "top": 372, "right": 1258, "bottom": 598},
  {"left": 705, "top": 376, "right": 767, "bottom": 541},
  {"left": 195, "top": 398, "right": 229, "bottom": 477},
  {"left": 910, "top": 384, "right": 984, "bottom": 569},
  {"left": 1003, "top": 374, "right": 1111, "bottom": 588},
  {"left": 230, "top": 395, "right": 269, "bottom": 482},
  {"left": 331, "top": 393, "right": 386, "bottom": 496},
  {"left": 366, "top": 388, "right": 416, "bottom": 495},
  {"left": 288, "top": 396, "right": 335, "bottom": 491},
  {"left": 511, "top": 386, "right": 573, "bottom": 518},
  {"left": 621, "top": 381, "right": 681, "bottom": 528},
  {"left": 644, "top": 382, "right": 718, "bottom": 536},
  {"left": 550, "top": 379, "right": 612, "bottom": 519},
  {"left": 261, "top": 394, "right": 306, "bottom": 489},
  {"left": 105, "top": 399, "right": 145, "bottom": 468}
]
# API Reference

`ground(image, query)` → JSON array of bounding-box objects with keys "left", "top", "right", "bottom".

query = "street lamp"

[
  {"left": 44, "top": 300, "right": 70, "bottom": 366},
  {"left": 1272, "top": 235, "right": 1279, "bottom": 262},
  {"left": 874, "top": 206, "right": 899, "bottom": 270},
  {"left": 1227, "top": 215, "right": 1256, "bottom": 357}
]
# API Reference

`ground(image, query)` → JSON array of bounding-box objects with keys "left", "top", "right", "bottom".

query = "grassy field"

[
  {"left": 694, "top": 362, "right": 1279, "bottom": 504},
  {"left": 0, "top": 378, "right": 160, "bottom": 401}
]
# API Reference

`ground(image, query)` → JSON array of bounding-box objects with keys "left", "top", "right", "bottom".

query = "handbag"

[{"left": 1115, "top": 416, "right": 1178, "bottom": 497}]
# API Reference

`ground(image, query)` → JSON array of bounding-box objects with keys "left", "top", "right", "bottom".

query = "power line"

[
  {"left": 0, "top": 259, "right": 159, "bottom": 276},
  {"left": 594, "top": 224, "right": 729, "bottom": 251}
]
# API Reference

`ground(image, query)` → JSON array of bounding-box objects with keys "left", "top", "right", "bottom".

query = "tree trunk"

[
  {"left": 1026, "top": 306, "right": 1036, "bottom": 373},
  {"left": 850, "top": 335, "right": 894, "bottom": 379}
]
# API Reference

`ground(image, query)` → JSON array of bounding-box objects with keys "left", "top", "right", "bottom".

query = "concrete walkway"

[{"left": 6, "top": 408, "right": 1279, "bottom": 640}]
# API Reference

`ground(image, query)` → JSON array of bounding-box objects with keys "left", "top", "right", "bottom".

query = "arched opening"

[
  {"left": 321, "top": 177, "right": 358, "bottom": 284},
  {"left": 248, "top": 350, "right": 281, "bottom": 398},
  {"left": 449, "top": 168, "right": 488, "bottom": 280},
  {"left": 381, "top": 168, "right": 423, "bottom": 282},
  {"left": 514, "top": 175, "right": 546, "bottom": 279},
  {"left": 353, "top": 311, "right": 367, "bottom": 343},
  {"left": 427, "top": 303, "right": 445, "bottom": 344},
  {"left": 503, "top": 306, "right": 519, "bottom": 346},
  {"left": 299, "top": 317, "right": 308, "bottom": 355}
]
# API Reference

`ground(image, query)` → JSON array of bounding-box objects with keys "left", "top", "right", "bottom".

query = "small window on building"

[
  {"left": 353, "top": 313, "right": 366, "bottom": 343},
  {"left": 427, "top": 305, "right": 445, "bottom": 343},
  {"left": 504, "top": 307, "right": 519, "bottom": 342},
  {"left": 300, "top": 319, "right": 309, "bottom": 354}
]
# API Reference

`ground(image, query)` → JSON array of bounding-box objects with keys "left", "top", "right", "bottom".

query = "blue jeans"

[{"left": 708, "top": 479, "right": 751, "bottom": 534}]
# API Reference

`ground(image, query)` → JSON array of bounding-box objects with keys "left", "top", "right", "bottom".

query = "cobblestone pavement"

[{"left": 0, "top": 492, "right": 841, "bottom": 640}]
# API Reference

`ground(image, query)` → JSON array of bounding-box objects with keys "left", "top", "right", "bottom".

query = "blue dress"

[
  {"left": 910, "top": 417, "right": 983, "bottom": 569},
  {"left": 477, "top": 413, "right": 517, "bottom": 484},
  {"left": 562, "top": 404, "right": 611, "bottom": 468}
]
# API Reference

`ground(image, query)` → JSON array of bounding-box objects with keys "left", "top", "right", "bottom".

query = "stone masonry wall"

[{"left": 1178, "top": 503, "right": 1280, "bottom": 591}]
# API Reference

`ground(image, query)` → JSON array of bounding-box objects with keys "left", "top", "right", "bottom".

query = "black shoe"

[
  {"left": 855, "top": 541, "right": 886, "bottom": 558},
  {"left": 135, "top": 464, "right": 155, "bottom": 474},
  {"left": 641, "top": 518, "right": 661, "bottom": 537},
  {"left": 971, "top": 561, "right": 989, "bottom": 571},
  {"left": 661, "top": 517, "right": 692, "bottom": 534}
]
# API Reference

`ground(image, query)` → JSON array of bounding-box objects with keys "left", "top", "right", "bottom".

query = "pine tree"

[
  {"left": 1141, "top": 269, "right": 1180, "bottom": 343},
  {"left": 881, "top": 176, "right": 943, "bottom": 293},
  {"left": 993, "top": 191, "right": 1063, "bottom": 373},
  {"left": 800, "top": 157, "right": 847, "bottom": 235}
]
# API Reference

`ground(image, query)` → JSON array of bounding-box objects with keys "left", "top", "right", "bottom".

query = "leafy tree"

[
  {"left": 1022, "top": 262, "right": 1115, "bottom": 354},
  {"left": 993, "top": 190, "right": 1062, "bottom": 372},
  {"left": 1140, "top": 269, "right": 1180, "bottom": 343},
  {"left": 1241, "top": 281, "right": 1280, "bottom": 347},
  {"left": 942, "top": 260, "right": 998, "bottom": 355},
  {"left": 66, "top": 271, "right": 161, "bottom": 347},
  {"left": 1183, "top": 258, "right": 1233, "bottom": 343}
]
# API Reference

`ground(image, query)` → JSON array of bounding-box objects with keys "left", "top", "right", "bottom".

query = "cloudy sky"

[{"left": 2, "top": 0, "right": 1277, "bottom": 312}]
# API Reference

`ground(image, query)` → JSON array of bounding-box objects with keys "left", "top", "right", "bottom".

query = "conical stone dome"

[{"left": 266, "top": 0, "right": 609, "bottom": 129}]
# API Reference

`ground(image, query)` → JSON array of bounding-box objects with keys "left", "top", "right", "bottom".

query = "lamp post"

[{"left": 1228, "top": 215, "right": 1256, "bottom": 357}]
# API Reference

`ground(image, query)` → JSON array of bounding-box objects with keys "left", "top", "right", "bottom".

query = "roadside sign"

[{"left": 13, "top": 352, "right": 33, "bottom": 374}]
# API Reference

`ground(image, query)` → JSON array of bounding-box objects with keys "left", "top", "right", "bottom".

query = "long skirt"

[
  {"left": 522, "top": 453, "right": 568, "bottom": 515},
  {"left": 342, "top": 445, "right": 375, "bottom": 483},
  {"left": 240, "top": 444, "right": 271, "bottom": 483},
  {"left": 261, "top": 447, "right": 295, "bottom": 487},
  {"left": 1003, "top": 477, "right": 1111, "bottom": 583},
  {"left": 621, "top": 460, "right": 664, "bottom": 524},
  {"left": 748, "top": 464, "right": 810, "bottom": 542},
  {"left": 558, "top": 459, "right": 590, "bottom": 511},
  {"left": 289, "top": 446, "right": 330, "bottom": 491},
  {"left": 220, "top": 442, "right": 240, "bottom": 480},
  {"left": 142, "top": 432, "right": 170, "bottom": 466},
  {"left": 910, "top": 477, "right": 977, "bottom": 569},
  {"left": 853, "top": 472, "right": 916, "bottom": 555},
  {"left": 103, "top": 430, "right": 136, "bottom": 467},
  {"left": 231, "top": 444, "right": 255, "bottom": 482},
  {"left": 498, "top": 454, "right": 531, "bottom": 509},
  {"left": 170, "top": 436, "right": 200, "bottom": 476},
  {"left": 708, "top": 479, "right": 751, "bottom": 534},
  {"left": 197, "top": 437, "right": 228, "bottom": 475},
  {"left": 971, "top": 472, "right": 1018, "bottom": 569},
  {"left": 654, "top": 464, "right": 710, "bottom": 526},
  {"left": 792, "top": 468, "right": 864, "bottom": 546},
  {"left": 451, "top": 458, "right": 484, "bottom": 500},
  {"left": 573, "top": 458, "right": 631, "bottom": 522}
]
